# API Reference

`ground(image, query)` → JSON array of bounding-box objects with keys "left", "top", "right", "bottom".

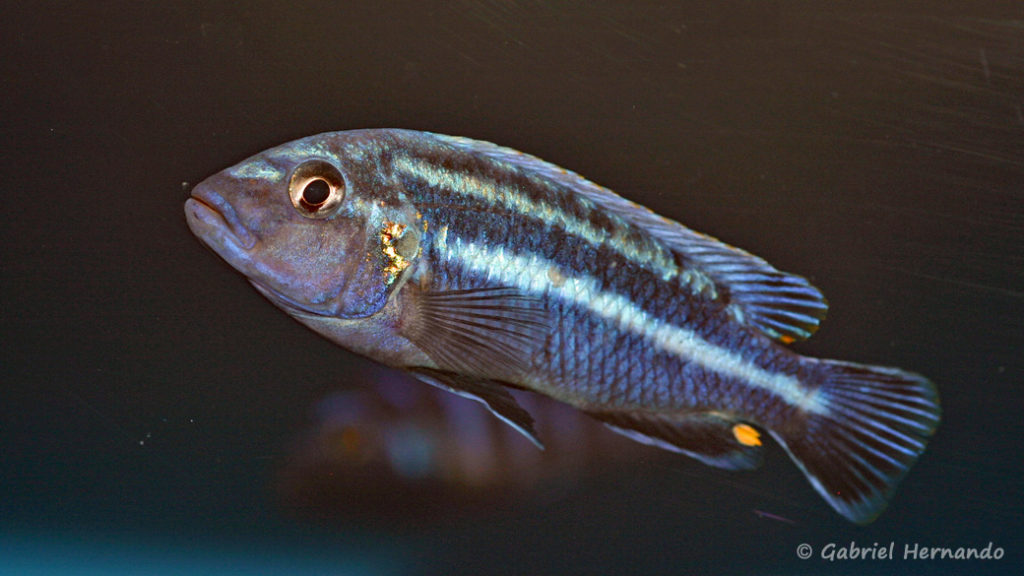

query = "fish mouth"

[
  {"left": 185, "top": 184, "right": 256, "bottom": 251},
  {"left": 186, "top": 182, "right": 346, "bottom": 321}
]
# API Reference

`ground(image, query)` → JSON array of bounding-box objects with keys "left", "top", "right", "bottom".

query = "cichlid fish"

[
  {"left": 279, "top": 366, "right": 647, "bottom": 518},
  {"left": 185, "top": 129, "right": 940, "bottom": 524},
  {"left": 307, "top": 369, "right": 643, "bottom": 485}
]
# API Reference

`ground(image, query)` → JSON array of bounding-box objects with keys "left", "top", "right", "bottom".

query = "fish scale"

[
  {"left": 186, "top": 129, "right": 940, "bottom": 524},
  {"left": 422, "top": 197, "right": 767, "bottom": 406}
]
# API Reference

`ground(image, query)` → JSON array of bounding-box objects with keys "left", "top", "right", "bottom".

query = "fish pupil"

[{"left": 302, "top": 179, "right": 331, "bottom": 207}]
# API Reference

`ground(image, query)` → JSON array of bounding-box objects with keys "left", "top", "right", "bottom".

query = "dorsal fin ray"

[
  {"left": 654, "top": 226, "right": 829, "bottom": 343},
  {"left": 434, "top": 133, "right": 829, "bottom": 343}
]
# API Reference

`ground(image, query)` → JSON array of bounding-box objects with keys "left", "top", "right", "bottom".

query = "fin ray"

[
  {"left": 589, "top": 410, "right": 763, "bottom": 471},
  {"left": 403, "top": 286, "right": 549, "bottom": 378},
  {"left": 434, "top": 133, "right": 827, "bottom": 343},
  {"left": 408, "top": 367, "right": 542, "bottom": 449},
  {"left": 771, "top": 359, "right": 940, "bottom": 524}
]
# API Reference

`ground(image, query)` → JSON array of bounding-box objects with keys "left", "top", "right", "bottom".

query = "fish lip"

[{"left": 185, "top": 185, "right": 256, "bottom": 250}]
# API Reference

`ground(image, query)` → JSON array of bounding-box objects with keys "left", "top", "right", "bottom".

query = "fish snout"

[{"left": 185, "top": 183, "right": 256, "bottom": 250}]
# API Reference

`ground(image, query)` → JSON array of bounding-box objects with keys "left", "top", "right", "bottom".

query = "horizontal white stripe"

[
  {"left": 441, "top": 238, "right": 827, "bottom": 415},
  {"left": 396, "top": 155, "right": 720, "bottom": 294}
]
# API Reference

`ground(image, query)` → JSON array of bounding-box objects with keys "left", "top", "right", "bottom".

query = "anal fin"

[
  {"left": 409, "top": 367, "right": 543, "bottom": 449},
  {"left": 590, "top": 410, "right": 764, "bottom": 471}
]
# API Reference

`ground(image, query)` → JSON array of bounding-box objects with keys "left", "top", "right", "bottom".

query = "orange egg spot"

[
  {"left": 732, "top": 423, "right": 762, "bottom": 447},
  {"left": 780, "top": 335, "right": 796, "bottom": 345}
]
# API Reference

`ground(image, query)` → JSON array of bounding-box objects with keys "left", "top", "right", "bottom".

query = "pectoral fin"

[
  {"left": 408, "top": 367, "right": 543, "bottom": 449},
  {"left": 401, "top": 286, "right": 550, "bottom": 378},
  {"left": 590, "top": 410, "right": 764, "bottom": 470}
]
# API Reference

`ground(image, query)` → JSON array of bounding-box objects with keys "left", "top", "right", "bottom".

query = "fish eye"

[
  {"left": 288, "top": 160, "right": 346, "bottom": 218},
  {"left": 302, "top": 179, "right": 331, "bottom": 205}
]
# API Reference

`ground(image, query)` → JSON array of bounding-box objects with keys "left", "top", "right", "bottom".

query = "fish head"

[{"left": 185, "top": 132, "right": 424, "bottom": 320}]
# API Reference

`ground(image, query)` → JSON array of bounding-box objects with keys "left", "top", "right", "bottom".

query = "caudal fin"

[{"left": 771, "top": 359, "right": 940, "bottom": 524}]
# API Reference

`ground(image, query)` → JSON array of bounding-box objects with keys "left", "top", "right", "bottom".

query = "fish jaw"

[
  {"left": 283, "top": 284, "right": 436, "bottom": 369},
  {"left": 184, "top": 181, "right": 279, "bottom": 296},
  {"left": 186, "top": 182, "right": 256, "bottom": 249},
  {"left": 185, "top": 152, "right": 408, "bottom": 321},
  {"left": 185, "top": 186, "right": 255, "bottom": 269},
  {"left": 185, "top": 180, "right": 326, "bottom": 316}
]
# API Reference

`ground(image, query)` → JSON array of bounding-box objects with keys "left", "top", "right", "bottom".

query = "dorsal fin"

[
  {"left": 434, "top": 133, "right": 828, "bottom": 343},
  {"left": 651, "top": 227, "right": 829, "bottom": 343}
]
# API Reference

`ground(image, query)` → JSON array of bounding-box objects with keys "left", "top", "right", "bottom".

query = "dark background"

[{"left": 3, "top": 1, "right": 1022, "bottom": 574}]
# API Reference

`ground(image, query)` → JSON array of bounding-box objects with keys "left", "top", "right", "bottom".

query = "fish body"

[{"left": 185, "top": 129, "right": 940, "bottom": 523}]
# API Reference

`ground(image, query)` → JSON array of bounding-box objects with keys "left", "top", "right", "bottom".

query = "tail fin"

[{"left": 770, "top": 359, "right": 940, "bottom": 524}]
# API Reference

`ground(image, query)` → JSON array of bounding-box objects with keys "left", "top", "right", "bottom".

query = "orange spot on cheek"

[{"left": 733, "top": 423, "right": 762, "bottom": 447}]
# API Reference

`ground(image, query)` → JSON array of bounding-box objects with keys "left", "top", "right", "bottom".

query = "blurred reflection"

[{"left": 277, "top": 367, "right": 647, "bottom": 521}]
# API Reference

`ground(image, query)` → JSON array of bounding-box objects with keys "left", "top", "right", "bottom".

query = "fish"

[
  {"left": 278, "top": 367, "right": 649, "bottom": 519},
  {"left": 185, "top": 129, "right": 940, "bottom": 524}
]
